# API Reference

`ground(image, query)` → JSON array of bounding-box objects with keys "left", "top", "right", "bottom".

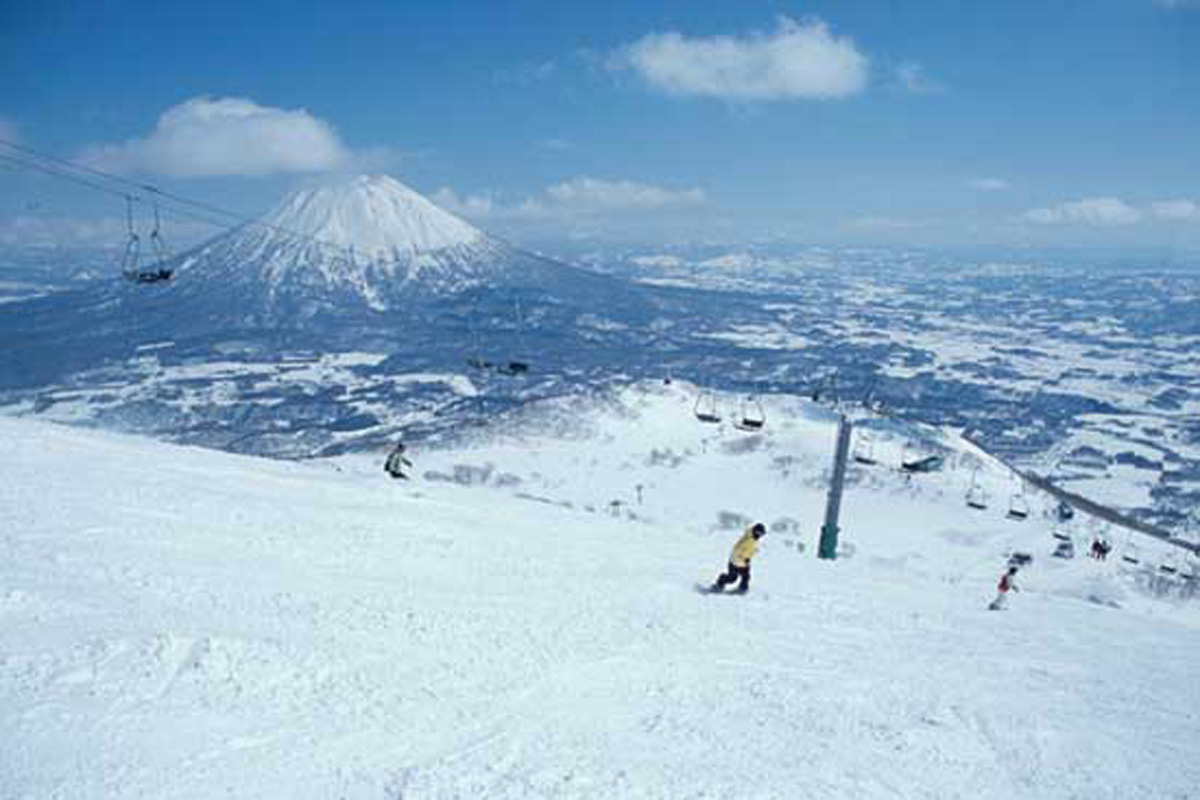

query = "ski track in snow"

[{"left": 2, "top": 382, "right": 1198, "bottom": 799}]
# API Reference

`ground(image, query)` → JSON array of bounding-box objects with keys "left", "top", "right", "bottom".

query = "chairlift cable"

[
  {"left": 0, "top": 137, "right": 377, "bottom": 263},
  {"left": 0, "top": 151, "right": 232, "bottom": 232},
  {"left": 0, "top": 151, "right": 132, "bottom": 203}
]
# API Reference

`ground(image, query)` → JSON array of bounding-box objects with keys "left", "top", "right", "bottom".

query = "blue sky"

[{"left": 1, "top": 0, "right": 1198, "bottom": 250}]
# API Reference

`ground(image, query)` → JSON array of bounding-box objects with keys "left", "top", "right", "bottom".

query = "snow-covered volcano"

[
  {"left": 174, "top": 173, "right": 562, "bottom": 309},
  {"left": 265, "top": 174, "right": 482, "bottom": 256}
]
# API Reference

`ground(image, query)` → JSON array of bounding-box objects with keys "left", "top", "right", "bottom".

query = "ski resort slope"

[{"left": 2, "top": 382, "right": 1198, "bottom": 800}]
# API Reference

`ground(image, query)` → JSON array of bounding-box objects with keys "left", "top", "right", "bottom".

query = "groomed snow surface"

[{"left": 3, "top": 382, "right": 1198, "bottom": 799}]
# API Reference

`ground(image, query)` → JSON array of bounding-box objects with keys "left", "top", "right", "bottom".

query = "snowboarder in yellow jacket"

[{"left": 711, "top": 522, "right": 766, "bottom": 593}]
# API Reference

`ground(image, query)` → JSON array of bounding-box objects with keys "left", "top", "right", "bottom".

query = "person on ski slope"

[
  {"left": 711, "top": 522, "right": 766, "bottom": 593},
  {"left": 384, "top": 440, "right": 413, "bottom": 480},
  {"left": 989, "top": 566, "right": 1019, "bottom": 610}
]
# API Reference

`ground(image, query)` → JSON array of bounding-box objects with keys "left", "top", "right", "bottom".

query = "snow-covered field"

[{"left": 3, "top": 382, "right": 1198, "bottom": 799}]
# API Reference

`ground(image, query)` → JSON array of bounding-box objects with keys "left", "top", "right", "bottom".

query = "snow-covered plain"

[{"left": 3, "top": 382, "right": 1198, "bottom": 799}]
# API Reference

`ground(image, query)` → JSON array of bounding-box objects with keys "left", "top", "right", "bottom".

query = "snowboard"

[{"left": 695, "top": 582, "right": 748, "bottom": 596}]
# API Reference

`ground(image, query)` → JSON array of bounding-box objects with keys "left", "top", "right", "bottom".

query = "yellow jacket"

[{"left": 729, "top": 528, "right": 760, "bottom": 567}]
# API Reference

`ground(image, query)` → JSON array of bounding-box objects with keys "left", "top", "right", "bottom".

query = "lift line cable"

[
  {"left": 0, "top": 151, "right": 247, "bottom": 237},
  {"left": 0, "top": 137, "right": 366, "bottom": 260}
]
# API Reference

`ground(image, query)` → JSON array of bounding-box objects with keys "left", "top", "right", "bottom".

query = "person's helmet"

[{"left": 752, "top": 522, "right": 767, "bottom": 537}]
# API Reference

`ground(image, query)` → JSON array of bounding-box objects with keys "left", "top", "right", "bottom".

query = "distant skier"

[
  {"left": 710, "top": 522, "right": 766, "bottom": 594},
  {"left": 989, "top": 566, "right": 1019, "bottom": 611},
  {"left": 384, "top": 440, "right": 413, "bottom": 480},
  {"left": 1091, "top": 539, "right": 1111, "bottom": 561}
]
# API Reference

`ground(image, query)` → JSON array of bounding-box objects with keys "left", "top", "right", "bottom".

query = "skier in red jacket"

[{"left": 989, "top": 566, "right": 1019, "bottom": 610}]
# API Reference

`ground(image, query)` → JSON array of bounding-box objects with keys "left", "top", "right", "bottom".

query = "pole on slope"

[{"left": 819, "top": 413, "right": 853, "bottom": 560}]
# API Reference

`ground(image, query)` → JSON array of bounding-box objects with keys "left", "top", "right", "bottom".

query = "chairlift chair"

[
  {"left": 853, "top": 431, "right": 877, "bottom": 465},
  {"left": 1121, "top": 542, "right": 1141, "bottom": 565},
  {"left": 1052, "top": 538, "right": 1076, "bottom": 559},
  {"left": 734, "top": 395, "right": 765, "bottom": 431},
  {"left": 965, "top": 469, "right": 986, "bottom": 508},
  {"left": 1007, "top": 493, "right": 1030, "bottom": 521},
  {"left": 1008, "top": 551, "right": 1033, "bottom": 568},
  {"left": 499, "top": 297, "right": 532, "bottom": 377},
  {"left": 965, "top": 484, "right": 987, "bottom": 510},
  {"left": 817, "top": 371, "right": 838, "bottom": 404},
  {"left": 1056, "top": 501, "right": 1075, "bottom": 522},
  {"left": 694, "top": 391, "right": 721, "bottom": 424},
  {"left": 121, "top": 199, "right": 174, "bottom": 284},
  {"left": 903, "top": 454, "right": 944, "bottom": 473},
  {"left": 1186, "top": 553, "right": 1200, "bottom": 581}
]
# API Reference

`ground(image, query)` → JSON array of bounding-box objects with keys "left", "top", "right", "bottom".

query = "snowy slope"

[{"left": 3, "top": 383, "right": 1199, "bottom": 799}]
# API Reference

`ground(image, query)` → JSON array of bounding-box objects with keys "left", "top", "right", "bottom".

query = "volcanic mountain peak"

[{"left": 263, "top": 174, "right": 483, "bottom": 257}]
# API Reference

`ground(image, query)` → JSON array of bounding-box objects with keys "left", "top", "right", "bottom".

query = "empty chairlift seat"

[
  {"left": 694, "top": 391, "right": 721, "bottom": 424},
  {"left": 965, "top": 480, "right": 987, "bottom": 510},
  {"left": 854, "top": 432, "right": 877, "bottom": 465},
  {"left": 1053, "top": 538, "right": 1075, "bottom": 559},
  {"left": 734, "top": 396, "right": 765, "bottom": 431},
  {"left": 902, "top": 454, "right": 944, "bottom": 473},
  {"left": 1008, "top": 551, "right": 1034, "bottom": 568},
  {"left": 1007, "top": 493, "right": 1030, "bottom": 520}
]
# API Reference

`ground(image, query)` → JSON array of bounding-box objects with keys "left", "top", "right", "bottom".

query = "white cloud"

[
  {"left": 79, "top": 96, "right": 350, "bottom": 177},
  {"left": 1152, "top": 199, "right": 1200, "bottom": 221},
  {"left": 968, "top": 177, "right": 1009, "bottom": 191},
  {"left": 1024, "top": 197, "right": 1142, "bottom": 226},
  {"left": 895, "top": 62, "right": 941, "bottom": 94},
  {"left": 614, "top": 16, "right": 869, "bottom": 101},
  {"left": 546, "top": 177, "right": 705, "bottom": 209},
  {"left": 435, "top": 177, "right": 706, "bottom": 222},
  {"left": 1155, "top": 0, "right": 1200, "bottom": 8},
  {"left": 433, "top": 188, "right": 548, "bottom": 220},
  {"left": 0, "top": 116, "right": 19, "bottom": 144},
  {"left": 434, "top": 188, "right": 497, "bottom": 217}
]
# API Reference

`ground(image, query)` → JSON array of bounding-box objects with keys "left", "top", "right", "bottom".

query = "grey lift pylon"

[{"left": 819, "top": 414, "right": 853, "bottom": 560}]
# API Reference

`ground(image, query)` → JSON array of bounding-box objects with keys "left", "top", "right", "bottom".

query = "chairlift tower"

[{"left": 819, "top": 414, "right": 853, "bottom": 560}]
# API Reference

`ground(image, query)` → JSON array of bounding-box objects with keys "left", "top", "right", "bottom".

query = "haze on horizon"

[{"left": 2, "top": 1, "right": 1198, "bottom": 254}]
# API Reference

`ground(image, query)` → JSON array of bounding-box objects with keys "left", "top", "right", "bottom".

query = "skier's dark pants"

[{"left": 714, "top": 562, "right": 750, "bottom": 591}]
